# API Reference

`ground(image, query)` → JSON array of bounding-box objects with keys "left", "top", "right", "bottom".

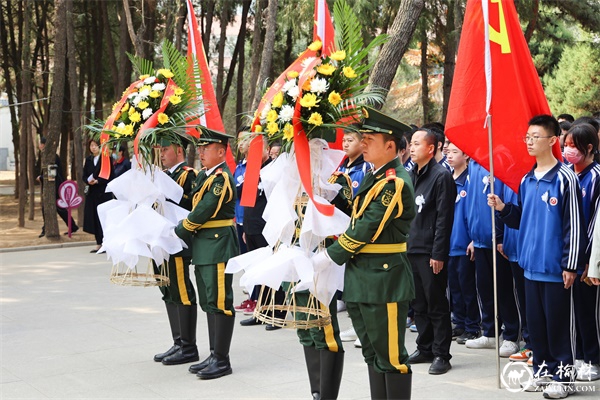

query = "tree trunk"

[
  {"left": 123, "top": 0, "right": 146, "bottom": 58},
  {"left": 174, "top": 0, "right": 187, "bottom": 50},
  {"left": 67, "top": 0, "right": 85, "bottom": 226},
  {"left": 441, "top": 0, "right": 458, "bottom": 124},
  {"left": 202, "top": 0, "right": 216, "bottom": 56},
  {"left": 18, "top": 0, "right": 32, "bottom": 227},
  {"left": 247, "top": 0, "right": 266, "bottom": 107},
  {"left": 43, "top": 0, "right": 68, "bottom": 240},
  {"left": 420, "top": 26, "right": 429, "bottom": 125},
  {"left": 118, "top": 5, "right": 133, "bottom": 91},
  {"left": 27, "top": 124, "right": 36, "bottom": 221},
  {"left": 215, "top": 3, "right": 229, "bottom": 111},
  {"left": 0, "top": 1, "right": 21, "bottom": 199},
  {"left": 222, "top": 0, "right": 250, "bottom": 113},
  {"left": 236, "top": 0, "right": 251, "bottom": 129},
  {"left": 251, "top": 0, "right": 278, "bottom": 111},
  {"left": 142, "top": 0, "right": 157, "bottom": 61},
  {"left": 102, "top": 0, "right": 119, "bottom": 98},
  {"left": 369, "top": 0, "right": 425, "bottom": 101},
  {"left": 524, "top": 0, "right": 539, "bottom": 44}
]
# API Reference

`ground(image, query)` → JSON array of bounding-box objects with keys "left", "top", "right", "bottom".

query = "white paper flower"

[
  {"left": 282, "top": 79, "right": 297, "bottom": 93},
  {"left": 144, "top": 76, "right": 157, "bottom": 84},
  {"left": 152, "top": 83, "right": 166, "bottom": 92},
  {"left": 310, "top": 77, "right": 329, "bottom": 94},
  {"left": 260, "top": 102, "right": 272, "bottom": 121},
  {"left": 541, "top": 190, "right": 549, "bottom": 210},
  {"left": 415, "top": 194, "right": 425, "bottom": 213},
  {"left": 278, "top": 105, "right": 295, "bottom": 122},
  {"left": 287, "top": 86, "right": 300, "bottom": 99},
  {"left": 138, "top": 87, "right": 151, "bottom": 98},
  {"left": 142, "top": 108, "right": 153, "bottom": 120},
  {"left": 482, "top": 175, "right": 490, "bottom": 193}
]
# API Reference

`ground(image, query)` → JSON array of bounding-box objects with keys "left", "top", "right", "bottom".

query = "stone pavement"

[{"left": 1, "top": 246, "right": 598, "bottom": 399}]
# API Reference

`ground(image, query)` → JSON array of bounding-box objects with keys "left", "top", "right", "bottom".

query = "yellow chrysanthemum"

[
  {"left": 308, "top": 112, "right": 323, "bottom": 126},
  {"left": 137, "top": 100, "right": 149, "bottom": 110},
  {"left": 129, "top": 110, "right": 141, "bottom": 123},
  {"left": 287, "top": 71, "right": 299, "bottom": 79},
  {"left": 343, "top": 66, "right": 357, "bottom": 79},
  {"left": 174, "top": 88, "right": 184, "bottom": 95},
  {"left": 141, "top": 85, "right": 152, "bottom": 92},
  {"left": 158, "top": 69, "right": 174, "bottom": 78},
  {"left": 302, "top": 78, "right": 312, "bottom": 92},
  {"left": 266, "top": 110, "right": 278, "bottom": 123},
  {"left": 272, "top": 92, "right": 284, "bottom": 108},
  {"left": 122, "top": 124, "right": 134, "bottom": 136},
  {"left": 330, "top": 50, "right": 346, "bottom": 61},
  {"left": 308, "top": 40, "right": 322, "bottom": 51},
  {"left": 266, "top": 122, "right": 279, "bottom": 136},
  {"left": 158, "top": 113, "right": 169, "bottom": 125},
  {"left": 169, "top": 95, "right": 182, "bottom": 105},
  {"left": 253, "top": 124, "right": 263, "bottom": 133},
  {"left": 299, "top": 93, "right": 319, "bottom": 109},
  {"left": 122, "top": 103, "right": 129, "bottom": 112},
  {"left": 139, "top": 74, "right": 150, "bottom": 80},
  {"left": 282, "top": 123, "right": 294, "bottom": 141},
  {"left": 150, "top": 91, "right": 161, "bottom": 98},
  {"left": 328, "top": 91, "right": 342, "bottom": 106},
  {"left": 113, "top": 125, "right": 122, "bottom": 134},
  {"left": 317, "top": 63, "right": 336, "bottom": 76}
]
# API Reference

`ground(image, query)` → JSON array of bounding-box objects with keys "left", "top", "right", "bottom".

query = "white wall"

[{"left": 0, "top": 95, "right": 15, "bottom": 171}]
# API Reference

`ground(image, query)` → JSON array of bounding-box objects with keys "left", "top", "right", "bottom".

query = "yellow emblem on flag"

[{"left": 489, "top": 0, "right": 511, "bottom": 54}]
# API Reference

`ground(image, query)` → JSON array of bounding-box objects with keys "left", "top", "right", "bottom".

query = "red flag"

[
  {"left": 186, "top": 0, "right": 236, "bottom": 172},
  {"left": 313, "top": 0, "right": 335, "bottom": 56},
  {"left": 445, "top": 0, "right": 561, "bottom": 193}
]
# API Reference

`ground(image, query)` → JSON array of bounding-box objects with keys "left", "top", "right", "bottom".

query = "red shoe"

[
  {"left": 243, "top": 300, "right": 257, "bottom": 315},
  {"left": 235, "top": 299, "right": 252, "bottom": 312}
]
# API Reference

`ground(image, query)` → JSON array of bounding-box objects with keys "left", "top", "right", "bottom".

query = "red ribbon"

[{"left": 98, "top": 80, "right": 143, "bottom": 179}]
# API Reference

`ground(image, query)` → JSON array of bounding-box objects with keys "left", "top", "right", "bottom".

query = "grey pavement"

[{"left": 1, "top": 246, "right": 598, "bottom": 399}]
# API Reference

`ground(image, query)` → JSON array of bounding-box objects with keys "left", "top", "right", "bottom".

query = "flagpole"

[{"left": 486, "top": 114, "right": 501, "bottom": 389}]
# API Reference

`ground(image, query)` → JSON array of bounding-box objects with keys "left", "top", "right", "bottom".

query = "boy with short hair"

[{"left": 488, "top": 115, "right": 586, "bottom": 399}]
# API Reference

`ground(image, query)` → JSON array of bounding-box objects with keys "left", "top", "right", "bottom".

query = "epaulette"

[
  {"left": 214, "top": 168, "right": 223, "bottom": 176},
  {"left": 332, "top": 171, "right": 343, "bottom": 176},
  {"left": 183, "top": 166, "right": 193, "bottom": 171}
]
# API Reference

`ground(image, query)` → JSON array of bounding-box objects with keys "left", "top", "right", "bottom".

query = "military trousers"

[
  {"left": 194, "top": 262, "right": 235, "bottom": 315},
  {"left": 294, "top": 291, "right": 343, "bottom": 353},
  {"left": 154, "top": 256, "right": 196, "bottom": 306},
  {"left": 346, "top": 301, "right": 410, "bottom": 374}
]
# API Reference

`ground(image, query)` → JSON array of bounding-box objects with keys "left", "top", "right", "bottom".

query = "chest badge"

[{"left": 415, "top": 194, "right": 425, "bottom": 213}]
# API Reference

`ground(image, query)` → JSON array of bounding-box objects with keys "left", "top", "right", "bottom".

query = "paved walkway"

[{"left": 1, "top": 246, "right": 598, "bottom": 399}]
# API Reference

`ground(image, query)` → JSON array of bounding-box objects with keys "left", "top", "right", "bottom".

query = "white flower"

[
  {"left": 287, "top": 86, "right": 300, "bottom": 98},
  {"left": 127, "top": 93, "right": 137, "bottom": 99},
  {"left": 132, "top": 95, "right": 142, "bottom": 106},
  {"left": 260, "top": 102, "right": 272, "bottom": 121},
  {"left": 278, "top": 105, "right": 295, "bottom": 123},
  {"left": 482, "top": 175, "right": 490, "bottom": 193},
  {"left": 415, "top": 194, "right": 425, "bottom": 213},
  {"left": 144, "top": 76, "right": 157, "bottom": 84},
  {"left": 310, "top": 77, "right": 329, "bottom": 94},
  {"left": 301, "top": 56, "right": 317, "bottom": 68},
  {"left": 135, "top": 81, "right": 144, "bottom": 89},
  {"left": 117, "top": 122, "right": 125, "bottom": 129},
  {"left": 541, "top": 190, "right": 549, "bottom": 210},
  {"left": 152, "top": 83, "right": 166, "bottom": 92},
  {"left": 282, "top": 79, "right": 297, "bottom": 93},
  {"left": 142, "top": 108, "right": 153, "bottom": 120},
  {"left": 138, "top": 87, "right": 151, "bottom": 98}
]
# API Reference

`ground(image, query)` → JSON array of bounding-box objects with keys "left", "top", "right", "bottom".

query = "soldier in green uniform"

[
  {"left": 175, "top": 130, "right": 239, "bottom": 380},
  {"left": 297, "top": 170, "right": 353, "bottom": 400},
  {"left": 315, "top": 107, "right": 416, "bottom": 399},
  {"left": 154, "top": 138, "right": 199, "bottom": 366}
]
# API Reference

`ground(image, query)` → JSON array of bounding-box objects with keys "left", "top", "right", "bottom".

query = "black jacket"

[
  {"left": 407, "top": 157, "right": 456, "bottom": 261},
  {"left": 241, "top": 158, "right": 273, "bottom": 236}
]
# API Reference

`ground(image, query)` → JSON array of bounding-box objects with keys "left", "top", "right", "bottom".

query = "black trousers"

[{"left": 408, "top": 253, "right": 452, "bottom": 360}]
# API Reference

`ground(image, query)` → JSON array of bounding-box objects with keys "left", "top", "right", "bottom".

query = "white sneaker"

[
  {"left": 542, "top": 382, "right": 574, "bottom": 399},
  {"left": 522, "top": 376, "right": 552, "bottom": 392},
  {"left": 340, "top": 327, "right": 358, "bottom": 342},
  {"left": 576, "top": 362, "right": 600, "bottom": 381},
  {"left": 499, "top": 340, "right": 520, "bottom": 358},
  {"left": 465, "top": 335, "right": 495, "bottom": 349},
  {"left": 354, "top": 338, "right": 362, "bottom": 348},
  {"left": 337, "top": 300, "right": 347, "bottom": 312}
]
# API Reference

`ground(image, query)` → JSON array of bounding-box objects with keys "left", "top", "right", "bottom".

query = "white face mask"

[{"left": 111, "top": 153, "right": 118, "bottom": 160}]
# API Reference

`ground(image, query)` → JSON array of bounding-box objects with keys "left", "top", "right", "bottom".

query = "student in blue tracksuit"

[
  {"left": 445, "top": 143, "right": 480, "bottom": 344},
  {"left": 498, "top": 186, "right": 530, "bottom": 363},
  {"left": 464, "top": 160, "right": 520, "bottom": 357},
  {"left": 338, "top": 130, "right": 372, "bottom": 197},
  {"left": 564, "top": 123, "right": 600, "bottom": 382},
  {"left": 489, "top": 115, "right": 587, "bottom": 398}
]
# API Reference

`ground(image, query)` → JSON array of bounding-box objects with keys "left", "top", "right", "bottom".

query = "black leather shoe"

[
  {"left": 154, "top": 345, "right": 180, "bottom": 362},
  {"left": 452, "top": 328, "right": 465, "bottom": 340},
  {"left": 161, "top": 348, "right": 200, "bottom": 365},
  {"left": 428, "top": 357, "right": 452, "bottom": 375},
  {"left": 39, "top": 231, "right": 45, "bottom": 238},
  {"left": 239, "top": 317, "right": 261, "bottom": 326},
  {"left": 196, "top": 355, "right": 232, "bottom": 380},
  {"left": 408, "top": 350, "right": 434, "bottom": 364},
  {"left": 189, "top": 353, "right": 215, "bottom": 373},
  {"left": 265, "top": 324, "right": 281, "bottom": 331}
]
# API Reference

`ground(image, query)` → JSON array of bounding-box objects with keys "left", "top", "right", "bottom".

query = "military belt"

[
  {"left": 201, "top": 219, "right": 235, "bottom": 229},
  {"left": 359, "top": 243, "right": 407, "bottom": 254}
]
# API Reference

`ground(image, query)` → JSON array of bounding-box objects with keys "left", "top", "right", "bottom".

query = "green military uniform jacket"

[
  {"left": 175, "top": 162, "right": 239, "bottom": 265},
  {"left": 327, "top": 157, "right": 416, "bottom": 304},
  {"left": 168, "top": 162, "right": 196, "bottom": 257}
]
